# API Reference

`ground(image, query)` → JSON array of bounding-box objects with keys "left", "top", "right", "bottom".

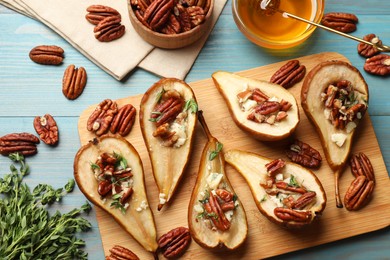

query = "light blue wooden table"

[{"left": 0, "top": 1, "right": 389, "bottom": 259}]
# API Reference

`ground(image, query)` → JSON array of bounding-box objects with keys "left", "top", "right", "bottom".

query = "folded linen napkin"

[{"left": 0, "top": 0, "right": 226, "bottom": 80}]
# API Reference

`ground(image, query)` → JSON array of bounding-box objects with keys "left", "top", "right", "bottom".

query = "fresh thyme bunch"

[{"left": 0, "top": 153, "right": 92, "bottom": 260}]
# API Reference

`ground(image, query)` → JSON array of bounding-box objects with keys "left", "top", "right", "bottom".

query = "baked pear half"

[
  {"left": 301, "top": 60, "right": 369, "bottom": 207},
  {"left": 140, "top": 78, "right": 198, "bottom": 210},
  {"left": 188, "top": 111, "right": 248, "bottom": 250},
  {"left": 74, "top": 134, "right": 158, "bottom": 253},
  {"left": 225, "top": 149, "right": 326, "bottom": 229},
  {"left": 212, "top": 71, "right": 299, "bottom": 141}
]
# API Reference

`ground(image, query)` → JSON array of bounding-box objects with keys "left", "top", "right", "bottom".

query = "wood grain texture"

[
  {"left": 1, "top": 1, "right": 390, "bottom": 259},
  {"left": 77, "top": 53, "right": 390, "bottom": 259}
]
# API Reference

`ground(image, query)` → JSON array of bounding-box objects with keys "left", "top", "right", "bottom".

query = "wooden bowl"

[{"left": 127, "top": 0, "right": 214, "bottom": 49}]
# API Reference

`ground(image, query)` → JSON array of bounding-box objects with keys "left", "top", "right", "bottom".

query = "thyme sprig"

[{"left": 0, "top": 153, "right": 91, "bottom": 259}]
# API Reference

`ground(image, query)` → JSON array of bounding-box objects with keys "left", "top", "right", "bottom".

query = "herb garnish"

[
  {"left": 0, "top": 153, "right": 91, "bottom": 259},
  {"left": 209, "top": 142, "right": 223, "bottom": 161},
  {"left": 288, "top": 175, "right": 299, "bottom": 187},
  {"left": 155, "top": 88, "right": 166, "bottom": 103},
  {"left": 184, "top": 99, "right": 198, "bottom": 113},
  {"left": 110, "top": 193, "right": 126, "bottom": 214},
  {"left": 113, "top": 152, "right": 128, "bottom": 170}
]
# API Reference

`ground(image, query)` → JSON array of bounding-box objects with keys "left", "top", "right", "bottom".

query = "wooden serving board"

[{"left": 78, "top": 52, "right": 390, "bottom": 259}]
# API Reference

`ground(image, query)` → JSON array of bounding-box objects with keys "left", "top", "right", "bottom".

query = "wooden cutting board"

[{"left": 77, "top": 52, "right": 390, "bottom": 259}]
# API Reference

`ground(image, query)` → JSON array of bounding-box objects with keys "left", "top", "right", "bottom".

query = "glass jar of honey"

[{"left": 232, "top": 0, "right": 325, "bottom": 49}]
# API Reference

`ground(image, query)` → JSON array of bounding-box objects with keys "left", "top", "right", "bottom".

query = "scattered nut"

[
  {"left": 94, "top": 16, "right": 126, "bottom": 42},
  {"left": 364, "top": 54, "right": 390, "bottom": 76},
  {"left": 344, "top": 175, "right": 374, "bottom": 211},
  {"left": 321, "top": 12, "right": 358, "bottom": 33},
  {"left": 286, "top": 139, "right": 322, "bottom": 168},
  {"left": 86, "top": 5, "right": 121, "bottom": 25},
  {"left": 106, "top": 245, "right": 139, "bottom": 260},
  {"left": 33, "top": 114, "right": 59, "bottom": 145},
  {"left": 87, "top": 99, "right": 118, "bottom": 136},
  {"left": 29, "top": 45, "right": 64, "bottom": 65},
  {"left": 357, "top": 34, "right": 382, "bottom": 58},
  {"left": 110, "top": 104, "right": 137, "bottom": 136},
  {"left": 0, "top": 132, "right": 40, "bottom": 156},
  {"left": 62, "top": 64, "right": 87, "bottom": 100},
  {"left": 270, "top": 60, "right": 306, "bottom": 89},
  {"left": 350, "top": 152, "right": 375, "bottom": 182},
  {"left": 158, "top": 227, "right": 191, "bottom": 258}
]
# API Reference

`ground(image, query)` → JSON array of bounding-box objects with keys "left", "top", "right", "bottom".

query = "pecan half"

[
  {"left": 62, "top": 64, "right": 87, "bottom": 100},
  {"left": 321, "top": 12, "right": 358, "bottom": 33},
  {"left": 158, "top": 227, "right": 191, "bottom": 258},
  {"left": 144, "top": 0, "right": 175, "bottom": 31},
  {"left": 86, "top": 5, "right": 121, "bottom": 25},
  {"left": 265, "top": 158, "right": 285, "bottom": 177},
  {"left": 175, "top": 4, "right": 192, "bottom": 32},
  {"left": 0, "top": 132, "right": 40, "bottom": 156},
  {"left": 106, "top": 245, "right": 139, "bottom": 260},
  {"left": 187, "top": 6, "right": 205, "bottom": 27},
  {"left": 350, "top": 152, "right": 375, "bottom": 182},
  {"left": 274, "top": 207, "right": 312, "bottom": 223},
  {"left": 87, "top": 99, "right": 118, "bottom": 136},
  {"left": 344, "top": 175, "right": 374, "bottom": 211},
  {"left": 150, "top": 90, "right": 184, "bottom": 127},
  {"left": 286, "top": 139, "right": 322, "bottom": 168},
  {"left": 275, "top": 181, "right": 307, "bottom": 194},
  {"left": 357, "top": 34, "right": 382, "bottom": 58},
  {"left": 110, "top": 104, "right": 137, "bottom": 136},
  {"left": 293, "top": 191, "right": 316, "bottom": 210},
  {"left": 204, "top": 190, "right": 231, "bottom": 231},
  {"left": 29, "top": 45, "right": 64, "bottom": 65},
  {"left": 94, "top": 16, "right": 126, "bottom": 42},
  {"left": 33, "top": 114, "right": 59, "bottom": 145},
  {"left": 270, "top": 60, "right": 306, "bottom": 89},
  {"left": 160, "top": 13, "right": 182, "bottom": 34},
  {"left": 364, "top": 54, "right": 390, "bottom": 76}
]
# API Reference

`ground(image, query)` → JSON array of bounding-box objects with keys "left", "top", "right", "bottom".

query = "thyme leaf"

[
  {"left": 184, "top": 99, "right": 198, "bottom": 114},
  {"left": 209, "top": 142, "right": 223, "bottom": 161},
  {"left": 0, "top": 153, "right": 91, "bottom": 259}
]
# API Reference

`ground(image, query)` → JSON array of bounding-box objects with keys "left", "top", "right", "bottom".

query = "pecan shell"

[
  {"left": 344, "top": 175, "right": 374, "bottom": 211},
  {"left": 321, "top": 12, "right": 358, "bottom": 33},
  {"left": 87, "top": 99, "right": 119, "bottom": 136},
  {"left": 0, "top": 132, "right": 39, "bottom": 156},
  {"left": 110, "top": 104, "right": 137, "bottom": 136},
  {"left": 158, "top": 227, "right": 191, "bottom": 258},
  {"left": 364, "top": 54, "right": 390, "bottom": 76},
  {"left": 29, "top": 45, "right": 64, "bottom": 65},
  {"left": 357, "top": 34, "right": 382, "bottom": 58},
  {"left": 286, "top": 139, "right": 322, "bottom": 168},
  {"left": 94, "top": 16, "right": 126, "bottom": 42},
  {"left": 270, "top": 60, "right": 306, "bottom": 89},
  {"left": 62, "top": 64, "right": 87, "bottom": 100},
  {"left": 33, "top": 114, "right": 59, "bottom": 145},
  {"left": 106, "top": 245, "right": 139, "bottom": 260},
  {"left": 86, "top": 5, "right": 121, "bottom": 25},
  {"left": 350, "top": 152, "right": 375, "bottom": 182}
]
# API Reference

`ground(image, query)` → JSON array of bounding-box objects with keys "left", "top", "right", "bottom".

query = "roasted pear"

[
  {"left": 301, "top": 60, "right": 369, "bottom": 207},
  {"left": 212, "top": 71, "right": 300, "bottom": 141},
  {"left": 225, "top": 149, "right": 326, "bottom": 229},
  {"left": 140, "top": 78, "right": 198, "bottom": 210},
  {"left": 188, "top": 111, "right": 248, "bottom": 250},
  {"left": 74, "top": 135, "right": 158, "bottom": 253}
]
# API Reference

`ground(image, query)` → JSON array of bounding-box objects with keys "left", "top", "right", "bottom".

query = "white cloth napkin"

[{"left": 0, "top": 0, "right": 226, "bottom": 80}]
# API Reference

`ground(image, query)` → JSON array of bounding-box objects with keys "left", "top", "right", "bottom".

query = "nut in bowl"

[
  {"left": 128, "top": 0, "right": 214, "bottom": 49},
  {"left": 232, "top": 0, "right": 324, "bottom": 49}
]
